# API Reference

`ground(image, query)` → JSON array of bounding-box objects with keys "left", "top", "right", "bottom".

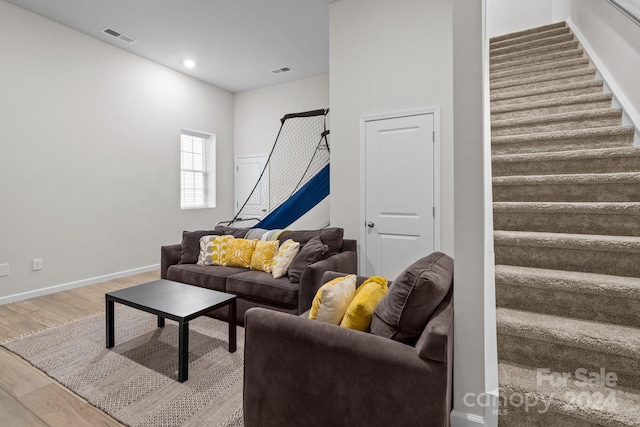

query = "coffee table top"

[{"left": 106, "top": 279, "right": 235, "bottom": 322}]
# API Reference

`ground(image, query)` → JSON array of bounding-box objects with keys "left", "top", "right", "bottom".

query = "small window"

[{"left": 181, "top": 130, "right": 215, "bottom": 209}]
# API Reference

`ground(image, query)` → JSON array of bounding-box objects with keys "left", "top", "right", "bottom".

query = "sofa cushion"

[
  {"left": 224, "top": 238, "right": 258, "bottom": 268},
  {"left": 227, "top": 271, "right": 300, "bottom": 308},
  {"left": 271, "top": 239, "right": 300, "bottom": 279},
  {"left": 179, "top": 230, "right": 222, "bottom": 264},
  {"left": 278, "top": 227, "right": 344, "bottom": 255},
  {"left": 370, "top": 252, "right": 454, "bottom": 344},
  {"left": 214, "top": 225, "right": 250, "bottom": 238},
  {"left": 166, "top": 264, "right": 247, "bottom": 292},
  {"left": 287, "top": 236, "right": 328, "bottom": 283},
  {"left": 308, "top": 275, "right": 357, "bottom": 325},
  {"left": 340, "top": 276, "right": 388, "bottom": 331}
]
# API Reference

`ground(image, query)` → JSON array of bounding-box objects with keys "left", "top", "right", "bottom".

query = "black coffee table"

[{"left": 105, "top": 279, "right": 236, "bottom": 382}]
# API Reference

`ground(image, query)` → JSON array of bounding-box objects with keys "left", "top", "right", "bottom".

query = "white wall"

[
  {"left": 234, "top": 74, "right": 329, "bottom": 158},
  {"left": 487, "top": 0, "right": 554, "bottom": 38},
  {"left": 569, "top": 0, "right": 640, "bottom": 124},
  {"left": 0, "top": 1, "right": 235, "bottom": 300},
  {"left": 233, "top": 74, "right": 330, "bottom": 229},
  {"left": 329, "top": 0, "right": 454, "bottom": 255}
]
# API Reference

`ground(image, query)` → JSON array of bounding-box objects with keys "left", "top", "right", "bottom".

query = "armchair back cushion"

[{"left": 370, "top": 252, "right": 454, "bottom": 344}]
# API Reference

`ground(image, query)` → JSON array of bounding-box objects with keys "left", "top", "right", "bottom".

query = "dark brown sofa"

[
  {"left": 161, "top": 227, "right": 358, "bottom": 325},
  {"left": 243, "top": 254, "right": 454, "bottom": 427}
]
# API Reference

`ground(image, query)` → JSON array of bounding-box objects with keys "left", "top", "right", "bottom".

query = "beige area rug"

[{"left": 2, "top": 306, "right": 245, "bottom": 427}]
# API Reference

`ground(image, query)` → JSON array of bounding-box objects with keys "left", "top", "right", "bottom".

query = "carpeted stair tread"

[
  {"left": 490, "top": 33, "right": 575, "bottom": 58},
  {"left": 493, "top": 202, "right": 640, "bottom": 236},
  {"left": 496, "top": 264, "right": 640, "bottom": 300},
  {"left": 490, "top": 22, "right": 567, "bottom": 43},
  {"left": 497, "top": 307, "right": 640, "bottom": 360},
  {"left": 492, "top": 147, "right": 640, "bottom": 175},
  {"left": 491, "top": 126, "right": 634, "bottom": 155},
  {"left": 499, "top": 362, "right": 640, "bottom": 427},
  {"left": 490, "top": 26, "right": 570, "bottom": 50},
  {"left": 494, "top": 230, "right": 640, "bottom": 254},
  {"left": 490, "top": 57, "right": 590, "bottom": 83},
  {"left": 496, "top": 265, "right": 640, "bottom": 327},
  {"left": 491, "top": 79, "right": 603, "bottom": 105},
  {"left": 492, "top": 109, "right": 622, "bottom": 137},
  {"left": 491, "top": 93, "right": 612, "bottom": 119},
  {"left": 491, "top": 67, "right": 596, "bottom": 93},
  {"left": 490, "top": 49, "right": 585, "bottom": 74},
  {"left": 490, "top": 40, "right": 580, "bottom": 65}
]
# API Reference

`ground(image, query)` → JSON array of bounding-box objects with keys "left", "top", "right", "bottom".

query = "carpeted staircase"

[{"left": 490, "top": 22, "right": 640, "bottom": 426}]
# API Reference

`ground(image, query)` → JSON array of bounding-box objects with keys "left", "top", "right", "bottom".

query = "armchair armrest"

[
  {"left": 160, "top": 244, "right": 181, "bottom": 279},
  {"left": 244, "top": 308, "right": 450, "bottom": 427},
  {"left": 297, "top": 250, "right": 358, "bottom": 312}
]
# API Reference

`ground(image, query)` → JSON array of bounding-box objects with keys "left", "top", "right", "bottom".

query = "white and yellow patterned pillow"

[
  {"left": 224, "top": 238, "right": 258, "bottom": 268},
  {"left": 197, "top": 235, "right": 233, "bottom": 266},
  {"left": 250, "top": 240, "right": 280, "bottom": 273},
  {"left": 309, "top": 275, "right": 357, "bottom": 325},
  {"left": 271, "top": 239, "right": 300, "bottom": 278}
]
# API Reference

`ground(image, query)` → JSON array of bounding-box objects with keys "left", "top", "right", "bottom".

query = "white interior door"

[
  {"left": 363, "top": 112, "right": 436, "bottom": 279},
  {"left": 235, "top": 155, "right": 268, "bottom": 217}
]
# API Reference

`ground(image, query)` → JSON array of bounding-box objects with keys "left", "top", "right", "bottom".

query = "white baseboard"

[
  {"left": 0, "top": 264, "right": 160, "bottom": 305},
  {"left": 451, "top": 410, "right": 487, "bottom": 427},
  {"left": 566, "top": 18, "right": 640, "bottom": 147}
]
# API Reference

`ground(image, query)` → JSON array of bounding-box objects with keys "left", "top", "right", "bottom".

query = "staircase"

[{"left": 490, "top": 22, "right": 640, "bottom": 426}]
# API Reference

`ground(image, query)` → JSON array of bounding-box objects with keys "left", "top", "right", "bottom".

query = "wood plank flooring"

[{"left": 0, "top": 271, "right": 160, "bottom": 426}]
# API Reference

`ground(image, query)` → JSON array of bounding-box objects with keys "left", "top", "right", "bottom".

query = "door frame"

[{"left": 359, "top": 107, "right": 441, "bottom": 275}]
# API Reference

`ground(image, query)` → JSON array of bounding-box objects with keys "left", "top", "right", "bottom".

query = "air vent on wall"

[
  {"left": 271, "top": 67, "right": 292, "bottom": 74},
  {"left": 102, "top": 27, "right": 137, "bottom": 44}
]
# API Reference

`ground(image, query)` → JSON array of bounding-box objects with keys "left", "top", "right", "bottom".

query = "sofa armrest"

[
  {"left": 244, "top": 308, "right": 450, "bottom": 427},
  {"left": 160, "top": 244, "right": 181, "bottom": 279},
  {"left": 416, "top": 297, "right": 453, "bottom": 363},
  {"left": 297, "top": 250, "right": 357, "bottom": 312}
]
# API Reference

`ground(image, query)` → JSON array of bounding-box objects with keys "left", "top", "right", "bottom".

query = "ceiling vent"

[
  {"left": 102, "top": 27, "right": 137, "bottom": 44},
  {"left": 271, "top": 67, "right": 292, "bottom": 74}
]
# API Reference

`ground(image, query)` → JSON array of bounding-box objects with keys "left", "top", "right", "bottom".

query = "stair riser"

[
  {"left": 490, "top": 34, "right": 575, "bottom": 57},
  {"left": 491, "top": 27, "right": 571, "bottom": 50},
  {"left": 493, "top": 182, "right": 640, "bottom": 203},
  {"left": 491, "top": 100, "right": 611, "bottom": 120},
  {"left": 492, "top": 154, "right": 640, "bottom": 176},
  {"left": 494, "top": 211, "right": 640, "bottom": 236},
  {"left": 494, "top": 244, "right": 640, "bottom": 277},
  {"left": 491, "top": 73, "right": 595, "bottom": 95},
  {"left": 491, "top": 134, "right": 633, "bottom": 155},
  {"left": 492, "top": 116, "right": 621, "bottom": 137},
  {"left": 490, "top": 61, "right": 590, "bottom": 84},
  {"left": 491, "top": 50, "right": 584, "bottom": 74},
  {"left": 490, "top": 42, "right": 580, "bottom": 65},
  {"left": 498, "top": 334, "right": 640, "bottom": 390},
  {"left": 497, "top": 283, "right": 640, "bottom": 327},
  {"left": 491, "top": 85, "right": 602, "bottom": 107}
]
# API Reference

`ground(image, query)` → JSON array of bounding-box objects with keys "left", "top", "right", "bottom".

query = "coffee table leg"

[
  {"left": 106, "top": 297, "right": 114, "bottom": 348},
  {"left": 229, "top": 299, "right": 237, "bottom": 353},
  {"left": 178, "top": 321, "right": 189, "bottom": 382},
  {"left": 157, "top": 316, "right": 165, "bottom": 327}
]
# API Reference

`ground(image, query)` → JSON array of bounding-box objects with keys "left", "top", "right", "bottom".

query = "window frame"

[{"left": 180, "top": 129, "right": 216, "bottom": 209}]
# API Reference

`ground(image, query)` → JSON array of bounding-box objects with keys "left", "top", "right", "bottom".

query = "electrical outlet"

[
  {"left": 32, "top": 259, "right": 43, "bottom": 271},
  {"left": 0, "top": 263, "right": 9, "bottom": 277}
]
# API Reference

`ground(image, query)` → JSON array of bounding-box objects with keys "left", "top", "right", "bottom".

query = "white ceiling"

[{"left": 5, "top": 0, "right": 331, "bottom": 93}]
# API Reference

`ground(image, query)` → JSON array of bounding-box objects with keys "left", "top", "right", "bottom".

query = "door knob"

[{"left": 366, "top": 221, "right": 375, "bottom": 228}]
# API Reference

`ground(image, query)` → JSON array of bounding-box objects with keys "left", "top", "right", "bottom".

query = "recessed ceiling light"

[{"left": 183, "top": 60, "right": 195, "bottom": 69}]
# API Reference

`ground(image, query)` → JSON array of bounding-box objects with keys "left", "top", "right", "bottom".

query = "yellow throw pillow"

[
  {"left": 271, "top": 239, "right": 300, "bottom": 278},
  {"left": 340, "top": 276, "right": 389, "bottom": 331},
  {"left": 203, "top": 235, "right": 234, "bottom": 266},
  {"left": 250, "top": 240, "right": 280, "bottom": 273},
  {"left": 224, "top": 238, "right": 258, "bottom": 268},
  {"left": 309, "top": 275, "right": 357, "bottom": 325}
]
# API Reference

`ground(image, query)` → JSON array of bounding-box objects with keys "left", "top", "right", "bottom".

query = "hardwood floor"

[{"left": 0, "top": 271, "right": 160, "bottom": 426}]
